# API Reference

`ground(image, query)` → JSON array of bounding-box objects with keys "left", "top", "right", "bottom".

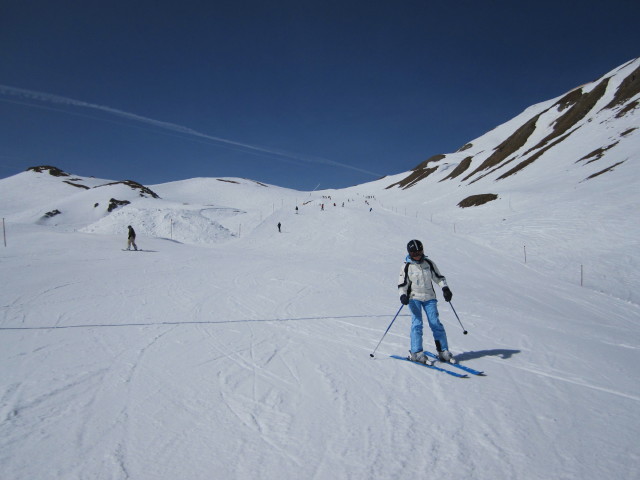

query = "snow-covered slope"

[
  {"left": 1, "top": 58, "right": 639, "bottom": 479},
  {"left": 1, "top": 199, "right": 638, "bottom": 479}
]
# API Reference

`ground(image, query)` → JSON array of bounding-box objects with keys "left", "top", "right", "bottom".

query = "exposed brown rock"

[
  {"left": 554, "top": 88, "right": 584, "bottom": 111},
  {"left": 63, "top": 180, "right": 90, "bottom": 190},
  {"left": 99, "top": 180, "right": 160, "bottom": 199},
  {"left": 602, "top": 63, "right": 640, "bottom": 111},
  {"left": 577, "top": 142, "right": 619, "bottom": 164},
  {"left": 496, "top": 132, "right": 572, "bottom": 181},
  {"left": 44, "top": 209, "right": 62, "bottom": 217},
  {"left": 582, "top": 161, "right": 625, "bottom": 181},
  {"left": 27, "top": 166, "right": 69, "bottom": 177},
  {"left": 386, "top": 166, "right": 439, "bottom": 190},
  {"left": 413, "top": 154, "right": 447, "bottom": 171},
  {"left": 386, "top": 154, "right": 445, "bottom": 189},
  {"left": 462, "top": 114, "right": 542, "bottom": 182},
  {"left": 534, "top": 78, "right": 609, "bottom": 149},
  {"left": 458, "top": 193, "right": 498, "bottom": 208},
  {"left": 441, "top": 156, "right": 473, "bottom": 181},
  {"left": 615, "top": 100, "right": 639, "bottom": 118},
  {"left": 107, "top": 198, "right": 131, "bottom": 212}
]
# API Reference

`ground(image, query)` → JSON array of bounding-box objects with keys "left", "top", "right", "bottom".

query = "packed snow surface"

[{"left": 1, "top": 169, "right": 638, "bottom": 479}]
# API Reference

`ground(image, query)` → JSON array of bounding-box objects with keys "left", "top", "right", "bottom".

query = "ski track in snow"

[{"left": 502, "top": 361, "right": 640, "bottom": 402}]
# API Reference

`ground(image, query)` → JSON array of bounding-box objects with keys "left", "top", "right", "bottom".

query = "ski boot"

[
  {"left": 438, "top": 350, "right": 457, "bottom": 364},
  {"left": 409, "top": 350, "right": 434, "bottom": 366}
]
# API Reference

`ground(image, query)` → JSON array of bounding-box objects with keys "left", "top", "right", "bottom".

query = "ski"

[
  {"left": 390, "top": 355, "right": 468, "bottom": 378},
  {"left": 423, "top": 350, "right": 485, "bottom": 376}
]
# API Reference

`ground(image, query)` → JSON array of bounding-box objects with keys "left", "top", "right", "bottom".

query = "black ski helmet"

[{"left": 407, "top": 239, "right": 423, "bottom": 253}]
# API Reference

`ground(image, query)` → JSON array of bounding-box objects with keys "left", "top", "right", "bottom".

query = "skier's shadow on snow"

[{"left": 455, "top": 349, "right": 520, "bottom": 362}]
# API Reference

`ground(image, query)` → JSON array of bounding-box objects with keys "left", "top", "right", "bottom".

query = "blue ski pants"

[{"left": 408, "top": 299, "right": 449, "bottom": 353}]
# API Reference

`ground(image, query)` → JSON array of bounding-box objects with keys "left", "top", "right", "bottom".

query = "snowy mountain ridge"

[
  {"left": 3, "top": 58, "right": 638, "bottom": 232},
  {"left": 384, "top": 57, "right": 638, "bottom": 195}
]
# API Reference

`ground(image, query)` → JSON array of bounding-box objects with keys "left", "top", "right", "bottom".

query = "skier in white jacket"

[{"left": 398, "top": 239, "right": 455, "bottom": 365}]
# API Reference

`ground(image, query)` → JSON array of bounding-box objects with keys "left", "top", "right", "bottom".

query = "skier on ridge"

[{"left": 398, "top": 239, "right": 454, "bottom": 365}]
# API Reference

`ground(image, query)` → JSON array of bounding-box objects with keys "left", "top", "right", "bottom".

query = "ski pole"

[
  {"left": 448, "top": 301, "right": 468, "bottom": 335},
  {"left": 369, "top": 304, "right": 404, "bottom": 358}
]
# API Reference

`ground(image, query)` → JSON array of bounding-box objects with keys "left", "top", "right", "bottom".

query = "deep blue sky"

[{"left": 1, "top": 0, "right": 639, "bottom": 190}]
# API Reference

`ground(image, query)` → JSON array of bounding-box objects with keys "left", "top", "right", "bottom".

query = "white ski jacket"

[{"left": 398, "top": 254, "right": 448, "bottom": 302}]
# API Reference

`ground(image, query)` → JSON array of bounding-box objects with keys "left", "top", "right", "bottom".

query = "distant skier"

[
  {"left": 398, "top": 239, "right": 454, "bottom": 365},
  {"left": 277, "top": 222, "right": 281, "bottom": 233},
  {"left": 126, "top": 225, "right": 138, "bottom": 251}
]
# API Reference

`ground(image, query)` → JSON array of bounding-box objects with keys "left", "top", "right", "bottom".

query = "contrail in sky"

[{"left": 0, "top": 84, "right": 381, "bottom": 178}]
